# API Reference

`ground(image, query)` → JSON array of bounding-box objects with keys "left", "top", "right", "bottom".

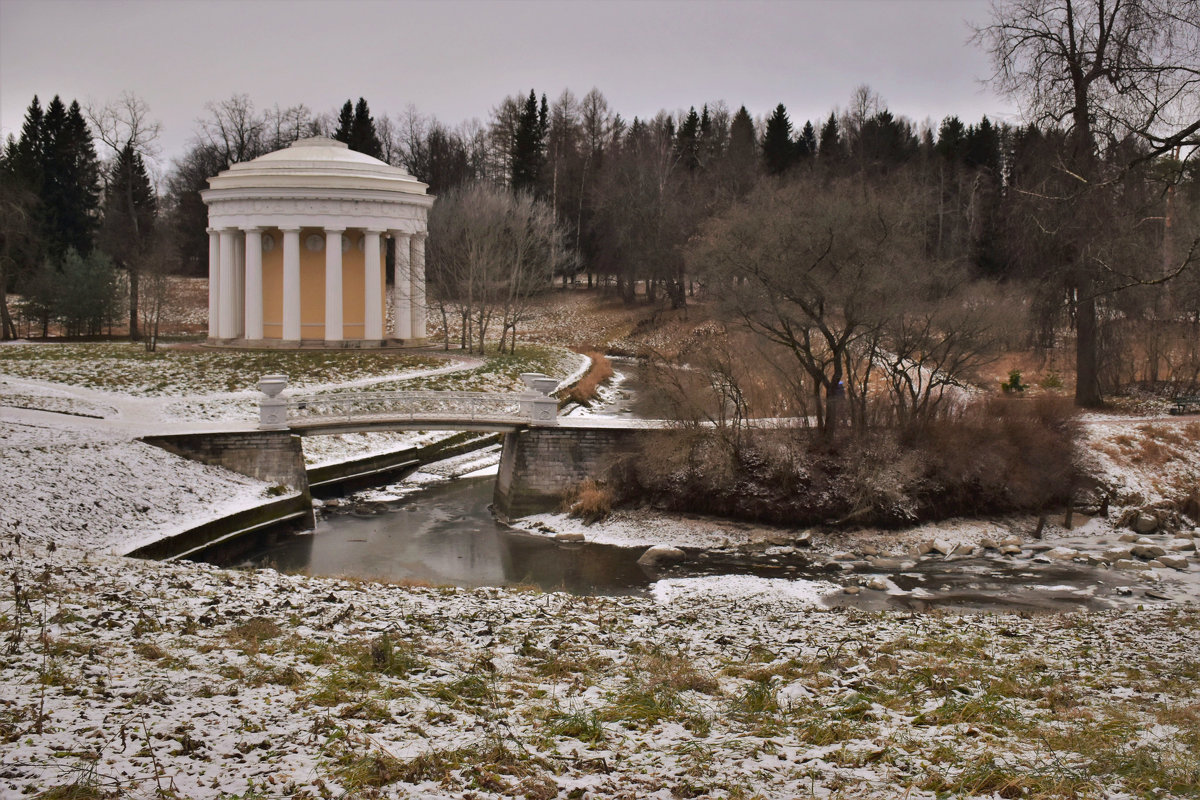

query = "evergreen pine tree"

[
  {"left": 699, "top": 104, "right": 720, "bottom": 163},
  {"left": 350, "top": 97, "right": 383, "bottom": 159},
  {"left": 762, "top": 103, "right": 795, "bottom": 175},
  {"left": 39, "top": 96, "right": 100, "bottom": 260},
  {"left": 799, "top": 121, "right": 818, "bottom": 161},
  {"left": 818, "top": 113, "right": 842, "bottom": 164},
  {"left": 675, "top": 107, "right": 702, "bottom": 170},
  {"left": 936, "top": 116, "right": 967, "bottom": 162},
  {"left": 964, "top": 116, "right": 1000, "bottom": 172},
  {"left": 100, "top": 142, "right": 154, "bottom": 339},
  {"left": 11, "top": 96, "right": 45, "bottom": 189},
  {"left": 58, "top": 101, "right": 100, "bottom": 255},
  {"left": 538, "top": 94, "right": 549, "bottom": 146},
  {"left": 332, "top": 100, "right": 354, "bottom": 144},
  {"left": 728, "top": 106, "right": 756, "bottom": 167},
  {"left": 101, "top": 144, "right": 156, "bottom": 261},
  {"left": 511, "top": 90, "right": 544, "bottom": 192}
]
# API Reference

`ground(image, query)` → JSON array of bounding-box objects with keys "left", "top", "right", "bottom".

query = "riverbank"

[
  {"left": 3, "top": 335, "right": 1200, "bottom": 798},
  {"left": 3, "top": 537, "right": 1198, "bottom": 799}
]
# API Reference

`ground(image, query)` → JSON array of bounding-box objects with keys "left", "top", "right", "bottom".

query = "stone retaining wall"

[
  {"left": 142, "top": 431, "right": 310, "bottom": 491},
  {"left": 493, "top": 427, "right": 642, "bottom": 519}
]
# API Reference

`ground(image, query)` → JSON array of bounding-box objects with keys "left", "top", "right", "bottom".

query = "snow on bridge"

[{"left": 256, "top": 372, "right": 561, "bottom": 435}]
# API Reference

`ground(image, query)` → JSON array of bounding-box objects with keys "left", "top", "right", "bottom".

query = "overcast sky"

[{"left": 1, "top": 0, "right": 1017, "bottom": 167}]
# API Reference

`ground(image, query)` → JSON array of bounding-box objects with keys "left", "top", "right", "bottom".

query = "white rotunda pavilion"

[{"left": 202, "top": 137, "right": 433, "bottom": 347}]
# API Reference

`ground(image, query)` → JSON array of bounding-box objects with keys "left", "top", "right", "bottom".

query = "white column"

[
  {"left": 410, "top": 233, "right": 427, "bottom": 340},
  {"left": 244, "top": 228, "right": 263, "bottom": 340},
  {"left": 325, "top": 227, "right": 345, "bottom": 342},
  {"left": 282, "top": 228, "right": 301, "bottom": 342},
  {"left": 391, "top": 231, "right": 412, "bottom": 340},
  {"left": 207, "top": 228, "right": 219, "bottom": 339},
  {"left": 233, "top": 232, "right": 245, "bottom": 338},
  {"left": 218, "top": 229, "right": 237, "bottom": 339},
  {"left": 363, "top": 229, "right": 383, "bottom": 340}
]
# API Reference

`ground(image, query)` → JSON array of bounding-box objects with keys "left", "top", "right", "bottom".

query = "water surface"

[{"left": 236, "top": 477, "right": 651, "bottom": 595}]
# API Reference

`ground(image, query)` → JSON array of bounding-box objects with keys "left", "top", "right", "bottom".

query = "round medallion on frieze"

[
  {"left": 305, "top": 234, "right": 324, "bottom": 252},
  {"left": 261, "top": 233, "right": 276, "bottom": 253},
  {"left": 341, "top": 234, "right": 351, "bottom": 254}
]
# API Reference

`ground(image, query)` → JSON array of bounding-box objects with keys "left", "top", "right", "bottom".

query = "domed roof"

[{"left": 205, "top": 137, "right": 428, "bottom": 196}]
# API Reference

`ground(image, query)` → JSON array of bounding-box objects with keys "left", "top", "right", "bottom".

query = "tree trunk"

[
  {"left": 0, "top": 265, "right": 15, "bottom": 340},
  {"left": 1074, "top": 274, "right": 1103, "bottom": 407},
  {"left": 128, "top": 265, "right": 140, "bottom": 341}
]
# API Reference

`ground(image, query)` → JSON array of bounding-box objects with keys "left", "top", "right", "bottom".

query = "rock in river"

[
  {"left": 637, "top": 545, "right": 687, "bottom": 567},
  {"left": 1045, "top": 547, "right": 1080, "bottom": 561},
  {"left": 1132, "top": 544, "right": 1166, "bottom": 560}
]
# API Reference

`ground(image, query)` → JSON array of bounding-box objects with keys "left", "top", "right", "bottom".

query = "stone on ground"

[{"left": 637, "top": 544, "right": 686, "bottom": 567}]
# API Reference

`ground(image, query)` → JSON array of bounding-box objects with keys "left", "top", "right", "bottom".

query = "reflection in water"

[{"left": 234, "top": 477, "right": 650, "bottom": 595}]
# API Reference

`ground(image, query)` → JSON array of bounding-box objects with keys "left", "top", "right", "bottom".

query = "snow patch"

[{"left": 652, "top": 574, "right": 839, "bottom": 608}]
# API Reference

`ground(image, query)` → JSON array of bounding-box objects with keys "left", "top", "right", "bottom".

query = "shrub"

[
  {"left": 612, "top": 395, "right": 1078, "bottom": 526},
  {"left": 563, "top": 479, "right": 614, "bottom": 523},
  {"left": 1000, "top": 370, "right": 1026, "bottom": 393}
]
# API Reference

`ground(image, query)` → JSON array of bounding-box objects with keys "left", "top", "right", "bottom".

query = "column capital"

[
  {"left": 280, "top": 226, "right": 301, "bottom": 234},
  {"left": 324, "top": 226, "right": 347, "bottom": 234},
  {"left": 241, "top": 226, "right": 262, "bottom": 234},
  {"left": 364, "top": 227, "right": 387, "bottom": 235},
  {"left": 206, "top": 227, "right": 218, "bottom": 235}
]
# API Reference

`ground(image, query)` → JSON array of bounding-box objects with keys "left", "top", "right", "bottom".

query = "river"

[{"left": 219, "top": 356, "right": 1197, "bottom": 611}]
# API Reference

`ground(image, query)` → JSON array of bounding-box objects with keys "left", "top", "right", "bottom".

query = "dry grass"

[
  {"left": 563, "top": 350, "right": 615, "bottom": 405},
  {"left": 563, "top": 478, "right": 615, "bottom": 524}
]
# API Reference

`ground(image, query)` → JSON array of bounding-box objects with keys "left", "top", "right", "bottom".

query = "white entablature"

[{"left": 201, "top": 137, "right": 433, "bottom": 347}]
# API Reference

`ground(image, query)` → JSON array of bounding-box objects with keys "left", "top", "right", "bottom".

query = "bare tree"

[
  {"left": 877, "top": 280, "right": 1017, "bottom": 424},
  {"left": 427, "top": 183, "right": 567, "bottom": 354},
  {"left": 87, "top": 92, "right": 161, "bottom": 341},
  {"left": 977, "top": 0, "right": 1200, "bottom": 405},
  {"left": 88, "top": 91, "right": 161, "bottom": 162},
  {"left": 375, "top": 114, "right": 401, "bottom": 166},
  {"left": 195, "top": 94, "right": 265, "bottom": 166},
  {"left": 262, "top": 103, "right": 312, "bottom": 152},
  {"left": 688, "top": 174, "right": 933, "bottom": 434},
  {"left": 137, "top": 227, "right": 179, "bottom": 352}
]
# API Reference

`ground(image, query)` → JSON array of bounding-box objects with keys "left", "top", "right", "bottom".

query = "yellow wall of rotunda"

[{"left": 259, "top": 228, "right": 386, "bottom": 340}]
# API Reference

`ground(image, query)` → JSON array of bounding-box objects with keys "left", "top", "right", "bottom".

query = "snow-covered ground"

[
  {"left": 0, "top": 343, "right": 580, "bottom": 555},
  {"left": 1080, "top": 414, "right": 1200, "bottom": 507},
  {"left": 1, "top": 538, "right": 1196, "bottom": 799},
  {"left": 0, "top": 416, "right": 274, "bottom": 555},
  {"left": 2, "top": 339, "right": 1200, "bottom": 798}
]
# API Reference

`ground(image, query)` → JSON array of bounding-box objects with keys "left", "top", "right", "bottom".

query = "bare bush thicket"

[
  {"left": 427, "top": 184, "right": 572, "bottom": 354},
  {"left": 613, "top": 396, "right": 1077, "bottom": 527}
]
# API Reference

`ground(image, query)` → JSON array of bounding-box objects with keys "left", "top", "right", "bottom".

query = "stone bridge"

[
  {"left": 140, "top": 373, "right": 657, "bottom": 557},
  {"left": 256, "top": 372, "right": 561, "bottom": 434},
  {"left": 251, "top": 371, "right": 653, "bottom": 518}
]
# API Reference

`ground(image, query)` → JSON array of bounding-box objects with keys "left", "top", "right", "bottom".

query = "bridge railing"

[
  {"left": 288, "top": 390, "right": 524, "bottom": 424},
  {"left": 257, "top": 373, "right": 559, "bottom": 430}
]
